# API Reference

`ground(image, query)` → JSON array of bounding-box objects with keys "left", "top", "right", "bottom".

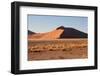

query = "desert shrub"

[
  {"left": 65, "top": 48, "right": 72, "bottom": 51},
  {"left": 49, "top": 49, "right": 54, "bottom": 51},
  {"left": 82, "top": 45, "right": 87, "bottom": 48},
  {"left": 62, "top": 48, "right": 66, "bottom": 51},
  {"left": 43, "top": 47, "right": 46, "bottom": 49},
  {"left": 52, "top": 46, "right": 56, "bottom": 48},
  {"left": 33, "top": 50, "right": 41, "bottom": 52},
  {"left": 59, "top": 56, "right": 64, "bottom": 59}
]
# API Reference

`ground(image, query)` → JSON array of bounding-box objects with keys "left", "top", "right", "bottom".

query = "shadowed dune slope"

[{"left": 57, "top": 26, "right": 87, "bottom": 38}]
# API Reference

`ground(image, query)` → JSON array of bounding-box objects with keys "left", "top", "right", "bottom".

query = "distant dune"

[
  {"left": 28, "top": 30, "right": 35, "bottom": 34},
  {"left": 28, "top": 26, "right": 87, "bottom": 40}
]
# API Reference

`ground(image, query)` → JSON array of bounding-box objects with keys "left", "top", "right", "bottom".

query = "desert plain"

[{"left": 28, "top": 39, "right": 87, "bottom": 61}]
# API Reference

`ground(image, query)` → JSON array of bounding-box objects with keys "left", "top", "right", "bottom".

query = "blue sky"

[{"left": 28, "top": 15, "right": 88, "bottom": 33}]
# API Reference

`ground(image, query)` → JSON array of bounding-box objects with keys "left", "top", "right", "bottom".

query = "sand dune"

[
  {"left": 28, "top": 29, "right": 64, "bottom": 40},
  {"left": 40, "top": 29, "right": 64, "bottom": 39},
  {"left": 28, "top": 26, "right": 87, "bottom": 40}
]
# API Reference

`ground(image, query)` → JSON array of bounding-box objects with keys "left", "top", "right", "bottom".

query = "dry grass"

[{"left": 28, "top": 39, "right": 88, "bottom": 61}]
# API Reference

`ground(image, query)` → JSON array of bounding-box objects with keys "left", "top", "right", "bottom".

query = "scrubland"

[{"left": 28, "top": 39, "right": 88, "bottom": 61}]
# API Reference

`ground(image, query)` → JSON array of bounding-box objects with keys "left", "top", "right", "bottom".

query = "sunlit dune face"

[
  {"left": 40, "top": 29, "right": 64, "bottom": 39},
  {"left": 28, "top": 29, "right": 64, "bottom": 40}
]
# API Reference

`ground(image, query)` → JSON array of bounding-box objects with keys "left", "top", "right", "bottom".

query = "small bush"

[
  {"left": 62, "top": 49, "right": 66, "bottom": 51},
  {"left": 49, "top": 49, "right": 54, "bottom": 51}
]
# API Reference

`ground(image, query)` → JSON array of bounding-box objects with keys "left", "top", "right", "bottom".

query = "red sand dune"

[
  {"left": 28, "top": 26, "right": 87, "bottom": 40},
  {"left": 28, "top": 29, "right": 63, "bottom": 40}
]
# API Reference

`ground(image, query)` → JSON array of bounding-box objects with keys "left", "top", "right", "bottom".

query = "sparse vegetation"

[{"left": 28, "top": 39, "right": 88, "bottom": 61}]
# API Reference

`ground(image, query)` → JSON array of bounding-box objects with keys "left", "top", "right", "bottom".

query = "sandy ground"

[{"left": 28, "top": 39, "right": 88, "bottom": 61}]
